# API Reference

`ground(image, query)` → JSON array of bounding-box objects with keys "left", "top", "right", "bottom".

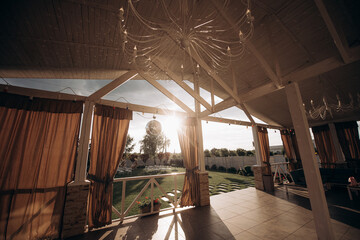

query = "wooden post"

[
  {"left": 74, "top": 100, "right": 94, "bottom": 183},
  {"left": 285, "top": 82, "right": 335, "bottom": 240},
  {"left": 194, "top": 75, "right": 205, "bottom": 172}
]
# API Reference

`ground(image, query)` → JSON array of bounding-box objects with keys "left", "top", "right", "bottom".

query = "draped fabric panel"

[
  {"left": 87, "top": 105, "right": 132, "bottom": 229},
  {"left": 335, "top": 121, "right": 360, "bottom": 163},
  {"left": 177, "top": 118, "right": 200, "bottom": 207},
  {"left": 312, "top": 125, "right": 337, "bottom": 168},
  {"left": 0, "top": 93, "right": 82, "bottom": 239},
  {"left": 290, "top": 130, "right": 302, "bottom": 168},
  {"left": 257, "top": 127, "right": 270, "bottom": 164},
  {"left": 280, "top": 130, "right": 296, "bottom": 171}
]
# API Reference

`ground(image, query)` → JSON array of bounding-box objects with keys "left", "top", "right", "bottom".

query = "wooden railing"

[
  {"left": 271, "top": 162, "right": 294, "bottom": 183},
  {"left": 112, "top": 172, "right": 185, "bottom": 222}
]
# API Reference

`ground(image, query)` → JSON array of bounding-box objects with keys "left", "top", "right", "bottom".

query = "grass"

[{"left": 112, "top": 167, "right": 254, "bottom": 219}]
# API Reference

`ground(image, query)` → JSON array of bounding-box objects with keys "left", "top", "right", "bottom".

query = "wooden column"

[
  {"left": 252, "top": 125, "right": 262, "bottom": 165},
  {"left": 194, "top": 75, "right": 205, "bottom": 172},
  {"left": 285, "top": 82, "right": 335, "bottom": 240},
  {"left": 328, "top": 123, "right": 345, "bottom": 163},
  {"left": 74, "top": 100, "right": 94, "bottom": 183},
  {"left": 194, "top": 75, "right": 209, "bottom": 206}
]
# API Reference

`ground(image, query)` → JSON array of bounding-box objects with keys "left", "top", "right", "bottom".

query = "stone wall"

[
  {"left": 61, "top": 181, "right": 90, "bottom": 239},
  {"left": 204, "top": 155, "right": 287, "bottom": 170},
  {"left": 198, "top": 172, "right": 210, "bottom": 206}
]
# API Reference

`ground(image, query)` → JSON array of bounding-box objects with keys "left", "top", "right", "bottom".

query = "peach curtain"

[
  {"left": 257, "top": 127, "right": 270, "bottom": 164},
  {"left": 312, "top": 125, "right": 337, "bottom": 168},
  {"left": 0, "top": 93, "right": 82, "bottom": 239},
  {"left": 290, "top": 129, "right": 302, "bottom": 168},
  {"left": 87, "top": 105, "right": 132, "bottom": 229},
  {"left": 177, "top": 118, "right": 200, "bottom": 207},
  {"left": 280, "top": 129, "right": 296, "bottom": 171},
  {"left": 335, "top": 121, "right": 360, "bottom": 167}
]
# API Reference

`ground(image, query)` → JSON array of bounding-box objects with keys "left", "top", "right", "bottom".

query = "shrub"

[
  {"left": 205, "top": 165, "right": 210, "bottom": 170},
  {"left": 227, "top": 167, "right": 237, "bottom": 174},
  {"left": 238, "top": 168, "right": 247, "bottom": 175},
  {"left": 170, "top": 159, "right": 183, "bottom": 167},
  {"left": 218, "top": 166, "right": 226, "bottom": 172},
  {"left": 244, "top": 166, "right": 253, "bottom": 176},
  {"left": 210, "top": 164, "right": 217, "bottom": 171}
]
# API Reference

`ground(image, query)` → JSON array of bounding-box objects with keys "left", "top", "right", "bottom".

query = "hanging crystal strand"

[
  {"left": 335, "top": 94, "right": 342, "bottom": 112},
  {"left": 132, "top": 45, "right": 137, "bottom": 63}
]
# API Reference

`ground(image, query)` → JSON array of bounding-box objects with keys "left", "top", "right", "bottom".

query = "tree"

[
  {"left": 229, "top": 150, "right": 237, "bottom": 156},
  {"left": 124, "top": 135, "right": 136, "bottom": 158},
  {"left": 210, "top": 148, "right": 221, "bottom": 157},
  {"left": 220, "top": 148, "right": 229, "bottom": 157},
  {"left": 204, "top": 149, "right": 211, "bottom": 157},
  {"left": 140, "top": 132, "right": 170, "bottom": 163},
  {"left": 236, "top": 148, "right": 246, "bottom": 156},
  {"left": 246, "top": 150, "right": 255, "bottom": 156}
]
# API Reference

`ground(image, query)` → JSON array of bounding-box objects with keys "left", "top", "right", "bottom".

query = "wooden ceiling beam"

[
  {"left": 97, "top": 99, "right": 191, "bottom": 117},
  {"left": 139, "top": 71, "right": 194, "bottom": 114},
  {"left": 0, "top": 84, "right": 85, "bottom": 101},
  {"left": 87, "top": 70, "right": 137, "bottom": 101},
  {"left": 237, "top": 103, "right": 255, "bottom": 124},
  {"left": 199, "top": 97, "right": 237, "bottom": 118},
  {"left": 151, "top": 58, "right": 213, "bottom": 112},
  {"left": 202, "top": 116, "right": 283, "bottom": 130},
  {"left": 211, "top": 0, "right": 282, "bottom": 89},
  {"left": 241, "top": 56, "right": 348, "bottom": 103},
  {"left": 314, "top": 0, "right": 352, "bottom": 64}
]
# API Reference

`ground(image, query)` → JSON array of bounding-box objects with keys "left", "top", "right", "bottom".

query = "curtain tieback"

[
  {"left": 87, "top": 174, "right": 114, "bottom": 193},
  {"left": 186, "top": 167, "right": 199, "bottom": 175}
]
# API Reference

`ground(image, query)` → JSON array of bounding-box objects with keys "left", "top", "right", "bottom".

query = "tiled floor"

[{"left": 71, "top": 187, "right": 360, "bottom": 240}]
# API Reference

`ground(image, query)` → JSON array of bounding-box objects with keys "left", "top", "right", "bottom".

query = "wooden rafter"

[
  {"left": 210, "top": 0, "right": 281, "bottom": 89},
  {"left": 151, "top": 58, "right": 212, "bottom": 111},
  {"left": 199, "top": 97, "right": 236, "bottom": 118},
  {"left": 238, "top": 103, "right": 255, "bottom": 124},
  {"left": 241, "top": 56, "right": 346, "bottom": 103},
  {"left": 186, "top": 47, "right": 240, "bottom": 103},
  {"left": 138, "top": 71, "right": 194, "bottom": 114},
  {"left": 314, "top": 0, "right": 352, "bottom": 64},
  {"left": 282, "top": 57, "right": 344, "bottom": 83},
  {"left": 87, "top": 70, "right": 138, "bottom": 101},
  {"left": 1, "top": 84, "right": 286, "bottom": 129}
]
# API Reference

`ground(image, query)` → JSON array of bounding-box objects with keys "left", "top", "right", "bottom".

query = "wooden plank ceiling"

[{"left": 0, "top": 0, "right": 359, "bottom": 127}]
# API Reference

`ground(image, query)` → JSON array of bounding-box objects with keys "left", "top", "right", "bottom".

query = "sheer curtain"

[
  {"left": 312, "top": 125, "right": 337, "bottom": 168},
  {"left": 0, "top": 93, "right": 82, "bottom": 239},
  {"left": 87, "top": 105, "right": 132, "bottom": 229},
  {"left": 280, "top": 129, "right": 296, "bottom": 171},
  {"left": 177, "top": 118, "right": 200, "bottom": 207},
  {"left": 257, "top": 127, "right": 270, "bottom": 164}
]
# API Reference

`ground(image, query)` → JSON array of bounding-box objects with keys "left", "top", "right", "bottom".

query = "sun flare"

[{"left": 163, "top": 115, "right": 182, "bottom": 132}]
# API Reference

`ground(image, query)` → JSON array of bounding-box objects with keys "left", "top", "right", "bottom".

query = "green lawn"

[{"left": 112, "top": 167, "right": 254, "bottom": 219}]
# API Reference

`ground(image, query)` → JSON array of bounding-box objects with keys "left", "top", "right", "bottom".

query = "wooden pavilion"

[{"left": 0, "top": 0, "right": 359, "bottom": 239}]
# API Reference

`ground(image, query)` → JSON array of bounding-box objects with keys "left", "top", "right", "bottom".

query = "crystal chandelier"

[
  {"left": 303, "top": 93, "right": 360, "bottom": 120},
  {"left": 118, "top": 0, "right": 254, "bottom": 76}
]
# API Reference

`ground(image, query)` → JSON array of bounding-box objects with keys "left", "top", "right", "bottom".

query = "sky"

[{"left": 1, "top": 77, "right": 284, "bottom": 153}]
